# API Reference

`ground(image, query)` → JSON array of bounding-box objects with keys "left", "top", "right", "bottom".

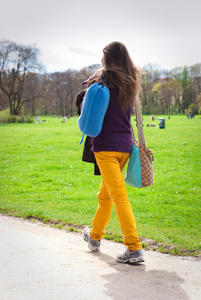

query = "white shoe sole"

[
  {"left": 88, "top": 243, "right": 100, "bottom": 252},
  {"left": 82, "top": 231, "right": 100, "bottom": 252},
  {"left": 116, "top": 256, "right": 144, "bottom": 263}
]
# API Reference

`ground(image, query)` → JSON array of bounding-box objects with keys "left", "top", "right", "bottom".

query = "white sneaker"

[
  {"left": 82, "top": 227, "right": 101, "bottom": 252},
  {"left": 116, "top": 248, "right": 144, "bottom": 263}
]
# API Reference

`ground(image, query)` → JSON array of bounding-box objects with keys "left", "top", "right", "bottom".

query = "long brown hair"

[{"left": 95, "top": 42, "right": 141, "bottom": 110}]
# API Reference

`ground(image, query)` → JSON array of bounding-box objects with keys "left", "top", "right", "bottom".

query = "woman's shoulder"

[{"left": 107, "top": 84, "right": 118, "bottom": 96}]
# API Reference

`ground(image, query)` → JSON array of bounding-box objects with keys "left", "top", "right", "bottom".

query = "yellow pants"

[{"left": 90, "top": 151, "right": 142, "bottom": 251}]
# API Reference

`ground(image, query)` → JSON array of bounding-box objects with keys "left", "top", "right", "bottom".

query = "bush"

[
  {"left": 0, "top": 114, "right": 19, "bottom": 123},
  {"left": 17, "top": 117, "right": 23, "bottom": 123},
  {"left": 188, "top": 103, "right": 198, "bottom": 115},
  {"left": 25, "top": 115, "right": 34, "bottom": 123},
  {"left": 0, "top": 109, "right": 34, "bottom": 123}
]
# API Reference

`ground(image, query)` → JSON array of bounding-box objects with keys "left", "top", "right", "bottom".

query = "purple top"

[{"left": 91, "top": 86, "right": 133, "bottom": 153}]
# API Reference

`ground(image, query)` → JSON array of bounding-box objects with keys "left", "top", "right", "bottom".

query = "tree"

[
  {"left": 142, "top": 63, "right": 163, "bottom": 84},
  {"left": 171, "top": 66, "right": 190, "bottom": 88},
  {"left": 169, "top": 81, "right": 183, "bottom": 113},
  {"left": 181, "top": 66, "right": 189, "bottom": 89},
  {"left": 0, "top": 89, "right": 7, "bottom": 111},
  {"left": 190, "top": 63, "right": 201, "bottom": 94},
  {"left": 141, "top": 64, "right": 170, "bottom": 114},
  {"left": 38, "top": 75, "right": 52, "bottom": 116},
  {"left": 50, "top": 72, "right": 67, "bottom": 116},
  {"left": 49, "top": 67, "right": 95, "bottom": 117},
  {"left": 18, "top": 72, "right": 40, "bottom": 115},
  {"left": 0, "top": 39, "right": 42, "bottom": 115},
  {"left": 151, "top": 80, "right": 182, "bottom": 114},
  {"left": 182, "top": 83, "right": 197, "bottom": 112}
]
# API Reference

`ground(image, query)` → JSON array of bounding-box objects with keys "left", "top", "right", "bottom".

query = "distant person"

[
  {"left": 81, "top": 41, "right": 144, "bottom": 264},
  {"left": 63, "top": 116, "right": 66, "bottom": 123},
  {"left": 151, "top": 114, "right": 154, "bottom": 121}
]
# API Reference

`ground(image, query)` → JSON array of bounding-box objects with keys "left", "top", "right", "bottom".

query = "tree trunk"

[{"left": 32, "top": 99, "right": 35, "bottom": 116}]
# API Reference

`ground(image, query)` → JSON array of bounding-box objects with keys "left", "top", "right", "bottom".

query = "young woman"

[{"left": 82, "top": 41, "right": 144, "bottom": 264}]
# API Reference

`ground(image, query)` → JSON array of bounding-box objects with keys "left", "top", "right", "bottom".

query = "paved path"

[{"left": 0, "top": 214, "right": 200, "bottom": 300}]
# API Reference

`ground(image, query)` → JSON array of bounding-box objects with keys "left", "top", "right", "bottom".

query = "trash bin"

[{"left": 159, "top": 118, "right": 165, "bottom": 129}]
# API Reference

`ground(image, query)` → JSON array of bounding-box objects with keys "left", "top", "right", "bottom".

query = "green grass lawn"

[{"left": 0, "top": 115, "right": 201, "bottom": 256}]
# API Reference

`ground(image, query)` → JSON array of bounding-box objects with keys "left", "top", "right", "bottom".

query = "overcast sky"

[{"left": 0, "top": 0, "right": 200, "bottom": 73}]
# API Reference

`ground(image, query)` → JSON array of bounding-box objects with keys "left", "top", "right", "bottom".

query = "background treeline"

[
  {"left": 141, "top": 63, "right": 201, "bottom": 115},
  {"left": 0, "top": 40, "right": 201, "bottom": 120}
]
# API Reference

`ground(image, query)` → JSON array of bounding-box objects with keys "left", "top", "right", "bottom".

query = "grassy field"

[{"left": 0, "top": 115, "right": 200, "bottom": 257}]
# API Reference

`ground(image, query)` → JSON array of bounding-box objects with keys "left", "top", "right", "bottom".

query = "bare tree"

[
  {"left": 50, "top": 69, "right": 82, "bottom": 117},
  {"left": 50, "top": 72, "right": 67, "bottom": 116},
  {"left": 22, "top": 72, "right": 43, "bottom": 116},
  {"left": 0, "top": 39, "right": 42, "bottom": 115},
  {"left": 190, "top": 63, "right": 201, "bottom": 94},
  {"left": 0, "top": 89, "right": 7, "bottom": 111},
  {"left": 39, "top": 75, "right": 52, "bottom": 116},
  {"left": 65, "top": 69, "right": 79, "bottom": 116},
  {"left": 142, "top": 63, "right": 163, "bottom": 84}
]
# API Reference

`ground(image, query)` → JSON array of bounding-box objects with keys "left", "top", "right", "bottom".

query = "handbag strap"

[
  {"left": 134, "top": 95, "right": 146, "bottom": 146},
  {"left": 131, "top": 124, "right": 135, "bottom": 140}
]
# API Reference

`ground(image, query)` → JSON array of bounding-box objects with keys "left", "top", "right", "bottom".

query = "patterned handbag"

[{"left": 125, "top": 96, "right": 154, "bottom": 188}]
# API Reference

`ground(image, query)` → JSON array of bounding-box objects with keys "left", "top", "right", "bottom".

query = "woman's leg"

[
  {"left": 93, "top": 151, "right": 142, "bottom": 251},
  {"left": 90, "top": 180, "right": 113, "bottom": 241}
]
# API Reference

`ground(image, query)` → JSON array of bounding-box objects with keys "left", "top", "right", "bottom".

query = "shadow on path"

[{"left": 92, "top": 252, "right": 190, "bottom": 300}]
